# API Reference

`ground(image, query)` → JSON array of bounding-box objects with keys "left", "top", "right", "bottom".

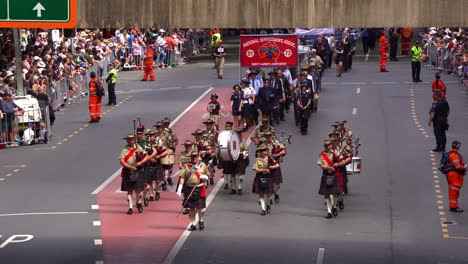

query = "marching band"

[{"left": 118, "top": 101, "right": 361, "bottom": 229}]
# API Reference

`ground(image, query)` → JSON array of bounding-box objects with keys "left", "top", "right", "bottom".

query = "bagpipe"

[
  {"left": 271, "top": 130, "right": 293, "bottom": 163},
  {"left": 132, "top": 119, "right": 146, "bottom": 163}
]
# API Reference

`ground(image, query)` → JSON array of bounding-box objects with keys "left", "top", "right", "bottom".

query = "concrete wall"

[{"left": 76, "top": 0, "right": 467, "bottom": 28}]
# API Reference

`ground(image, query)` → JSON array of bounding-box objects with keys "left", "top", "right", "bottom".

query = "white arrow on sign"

[{"left": 33, "top": 2, "right": 46, "bottom": 18}]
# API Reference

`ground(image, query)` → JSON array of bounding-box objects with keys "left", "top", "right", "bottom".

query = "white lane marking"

[
  {"left": 342, "top": 82, "right": 366, "bottom": 85},
  {"left": 356, "top": 88, "right": 361, "bottom": 94},
  {"left": 94, "top": 239, "right": 102, "bottom": 246},
  {"left": 322, "top": 82, "right": 337, "bottom": 85},
  {"left": 92, "top": 87, "right": 214, "bottom": 195},
  {"left": 317, "top": 248, "right": 325, "bottom": 264},
  {"left": 92, "top": 169, "right": 122, "bottom": 195},
  {"left": 93, "top": 221, "right": 101, "bottom": 226},
  {"left": 163, "top": 129, "right": 255, "bottom": 264},
  {"left": 95, "top": 261, "right": 104, "bottom": 264},
  {"left": 371, "top": 81, "right": 397, "bottom": 84},
  {"left": 352, "top": 107, "right": 357, "bottom": 115},
  {"left": 160, "top": 87, "right": 183, "bottom": 91},
  {"left": 91, "top": 205, "right": 99, "bottom": 210},
  {"left": 0, "top": 212, "right": 88, "bottom": 217},
  {"left": 163, "top": 179, "right": 224, "bottom": 264}
]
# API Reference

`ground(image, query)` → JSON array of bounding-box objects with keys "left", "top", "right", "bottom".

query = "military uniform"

[
  {"left": 250, "top": 117, "right": 275, "bottom": 145},
  {"left": 161, "top": 118, "right": 177, "bottom": 187},
  {"left": 177, "top": 152, "right": 210, "bottom": 231},
  {"left": 252, "top": 144, "right": 276, "bottom": 215},
  {"left": 119, "top": 133, "right": 147, "bottom": 215},
  {"left": 264, "top": 132, "right": 286, "bottom": 203}
]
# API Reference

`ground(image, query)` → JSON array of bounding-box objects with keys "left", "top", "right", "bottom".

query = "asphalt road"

[
  {"left": 1, "top": 35, "right": 468, "bottom": 264},
  {"left": 172, "top": 57, "right": 468, "bottom": 263}
]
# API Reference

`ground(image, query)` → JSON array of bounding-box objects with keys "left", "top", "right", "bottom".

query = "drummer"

[
  {"left": 263, "top": 131, "right": 286, "bottom": 204},
  {"left": 220, "top": 121, "right": 236, "bottom": 191},
  {"left": 329, "top": 131, "right": 352, "bottom": 210},
  {"left": 119, "top": 133, "right": 149, "bottom": 215},
  {"left": 253, "top": 144, "right": 279, "bottom": 215},
  {"left": 176, "top": 151, "right": 210, "bottom": 231},
  {"left": 232, "top": 128, "right": 249, "bottom": 195},
  {"left": 251, "top": 117, "right": 276, "bottom": 145}
]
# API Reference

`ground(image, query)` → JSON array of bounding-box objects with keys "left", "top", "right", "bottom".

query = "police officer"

[
  {"left": 428, "top": 92, "right": 450, "bottom": 152},
  {"left": 411, "top": 41, "right": 423, "bottom": 83}
]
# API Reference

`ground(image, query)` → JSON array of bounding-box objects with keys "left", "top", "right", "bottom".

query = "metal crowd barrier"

[{"left": 0, "top": 107, "right": 51, "bottom": 148}]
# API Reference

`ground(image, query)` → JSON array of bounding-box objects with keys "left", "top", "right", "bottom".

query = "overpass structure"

[{"left": 77, "top": 0, "right": 468, "bottom": 28}]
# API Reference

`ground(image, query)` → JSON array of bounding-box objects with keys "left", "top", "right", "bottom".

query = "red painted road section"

[{"left": 97, "top": 88, "right": 255, "bottom": 263}]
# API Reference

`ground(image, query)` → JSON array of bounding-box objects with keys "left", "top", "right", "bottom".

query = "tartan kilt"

[
  {"left": 152, "top": 162, "right": 164, "bottom": 181},
  {"left": 271, "top": 167, "right": 283, "bottom": 185},
  {"left": 252, "top": 173, "right": 274, "bottom": 195},
  {"left": 222, "top": 160, "right": 236, "bottom": 174},
  {"left": 143, "top": 165, "right": 155, "bottom": 184},
  {"left": 121, "top": 169, "right": 145, "bottom": 192},
  {"left": 318, "top": 171, "right": 342, "bottom": 195},
  {"left": 234, "top": 154, "right": 248, "bottom": 175},
  {"left": 182, "top": 187, "right": 206, "bottom": 209}
]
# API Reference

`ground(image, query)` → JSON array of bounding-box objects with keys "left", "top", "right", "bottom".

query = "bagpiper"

[
  {"left": 119, "top": 133, "right": 149, "bottom": 215},
  {"left": 317, "top": 140, "right": 343, "bottom": 219},
  {"left": 252, "top": 144, "right": 279, "bottom": 215},
  {"left": 263, "top": 131, "right": 286, "bottom": 204},
  {"left": 147, "top": 129, "right": 168, "bottom": 201},
  {"left": 232, "top": 128, "right": 249, "bottom": 195},
  {"left": 177, "top": 151, "right": 210, "bottom": 231}
]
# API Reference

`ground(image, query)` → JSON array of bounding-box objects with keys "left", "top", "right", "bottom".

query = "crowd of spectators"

[
  {"left": 0, "top": 28, "right": 212, "bottom": 147},
  {"left": 420, "top": 27, "right": 468, "bottom": 81}
]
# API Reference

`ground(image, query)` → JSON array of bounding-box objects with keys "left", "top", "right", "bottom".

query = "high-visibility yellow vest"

[
  {"left": 211, "top": 33, "right": 221, "bottom": 47},
  {"left": 411, "top": 46, "right": 422, "bottom": 62}
]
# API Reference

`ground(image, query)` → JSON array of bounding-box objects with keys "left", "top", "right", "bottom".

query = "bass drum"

[{"left": 217, "top": 130, "right": 240, "bottom": 162}]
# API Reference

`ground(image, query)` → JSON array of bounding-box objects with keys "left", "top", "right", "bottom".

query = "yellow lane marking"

[
  {"left": 439, "top": 211, "right": 445, "bottom": 215},
  {"left": 68, "top": 135, "right": 74, "bottom": 138},
  {"left": 434, "top": 180, "right": 439, "bottom": 183},
  {"left": 438, "top": 206, "right": 444, "bottom": 210},
  {"left": 0, "top": 178, "right": 5, "bottom": 181},
  {"left": 437, "top": 195, "right": 443, "bottom": 198},
  {"left": 441, "top": 224, "right": 447, "bottom": 227},
  {"left": 440, "top": 217, "right": 447, "bottom": 221},
  {"left": 6, "top": 174, "right": 12, "bottom": 177},
  {"left": 436, "top": 190, "right": 441, "bottom": 193},
  {"left": 448, "top": 236, "right": 468, "bottom": 240},
  {"left": 437, "top": 200, "right": 443, "bottom": 204},
  {"left": 435, "top": 185, "right": 440, "bottom": 188},
  {"left": 13, "top": 169, "right": 20, "bottom": 172}
]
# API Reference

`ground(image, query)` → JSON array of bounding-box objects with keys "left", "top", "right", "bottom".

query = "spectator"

[{"left": 0, "top": 93, "right": 24, "bottom": 146}]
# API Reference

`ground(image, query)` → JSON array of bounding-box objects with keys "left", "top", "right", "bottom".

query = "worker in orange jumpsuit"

[
  {"left": 446, "top": 141, "right": 467, "bottom": 213},
  {"left": 400, "top": 27, "right": 412, "bottom": 55},
  {"left": 431, "top": 72, "right": 447, "bottom": 98},
  {"left": 88, "top": 71, "right": 103, "bottom": 123},
  {"left": 379, "top": 30, "right": 389, "bottom": 72},
  {"left": 142, "top": 47, "right": 155, "bottom": 81}
]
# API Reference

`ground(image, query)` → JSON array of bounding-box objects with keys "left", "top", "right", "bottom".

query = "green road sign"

[{"left": 0, "top": 0, "right": 70, "bottom": 22}]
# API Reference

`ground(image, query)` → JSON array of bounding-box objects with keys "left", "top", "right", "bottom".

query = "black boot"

[
  {"left": 144, "top": 197, "right": 149, "bottom": 207},
  {"left": 338, "top": 199, "right": 344, "bottom": 210},
  {"left": 274, "top": 194, "right": 280, "bottom": 203},
  {"left": 188, "top": 225, "right": 197, "bottom": 231},
  {"left": 167, "top": 178, "right": 173, "bottom": 186},
  {"left": 325, "top": 213, "right": 332, "bottom": 219},
  {"left": 155, "top": 192, "right": 160, "bottom": 200},
  {"left": 210, "top": 178, "right": 214, "bottom": 185},
  {"left": 137, "top": 203, "right": 143, "bottom": 213},
  {"left": 332, "top": 207, "right": 338, "bottom": 217},
  {"left": 230, "top": 189, "right": 237, "bottom": 195},
  {"left": 450, "top": 207, "right": 464, "bottom": 213},
  {"left": 261, "top": 210, "right": 266, "bottom": 215},
  {"left": 198, "top": 221, "right": 205, "bottom": 230},
  {"left": 266, "top": 205, "right": 271, "bottom": 214},
  {"left": 127, "top": 208, "right": 133, "bottom": 215},
  {"left": 237, "top": 189, "right": 242, "bottom": 195}
]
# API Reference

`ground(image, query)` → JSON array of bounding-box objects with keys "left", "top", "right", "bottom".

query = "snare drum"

[
  {"left": 161, "top": 148, "right": 175, "bottom": 165},
  {"left": 217, "top": 130, "right": 240, "bottom": 162}
]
